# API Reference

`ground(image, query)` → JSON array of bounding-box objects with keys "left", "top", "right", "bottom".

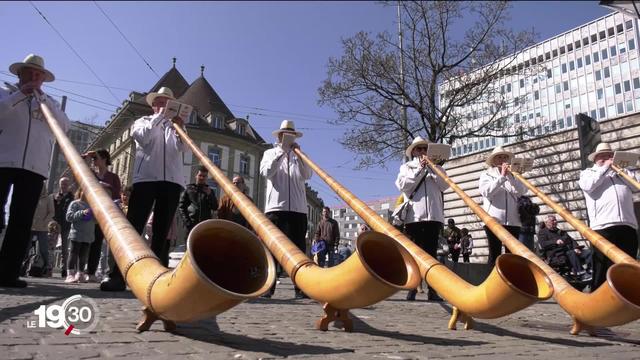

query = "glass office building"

[{"left": 446, "top": 11, "right": 640, "bottom": 158}]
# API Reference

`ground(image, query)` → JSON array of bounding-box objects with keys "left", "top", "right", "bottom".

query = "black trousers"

[
  {"left": 86, "top": 225, "right": 104, "bottom": 275},
  {"left": 484, "top": 225, "right": 520, "bottom": 267},
  {"left": 592, "top": 225, "right": 639, "bottom": 289},
  {"left": 265, "top": 211, "right": 307, "bottom": 295},
  {"left": 405, "top": 221, "right": 443, "bottom": 291},
  {"left": 0, "top": 168, "right": 44, "bottom": 280},
  {"left": 108, "top": 181, "right": 182, "bottom": 283},
  {"left": 67, "top": 241, "right": 90, "bottom": 272}
]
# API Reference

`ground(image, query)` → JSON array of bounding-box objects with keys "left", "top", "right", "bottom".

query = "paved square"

[{"left": 1, "top": 277, "right": 639, "bottom": 359}]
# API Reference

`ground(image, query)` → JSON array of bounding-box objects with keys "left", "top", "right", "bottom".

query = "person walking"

[
  {"left": 52, "top": 177, "right": 74, "bottom": 278},
  {"left": 313, "top": 207, "right": 340, "bottom": 267},
  {"left": 30, "top": 184, "right": 54, "bottom": 275}
]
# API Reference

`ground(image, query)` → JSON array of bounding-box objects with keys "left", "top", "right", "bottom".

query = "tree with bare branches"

[{"left": 319, "top": 1, "right": 538, "bottom": 167}]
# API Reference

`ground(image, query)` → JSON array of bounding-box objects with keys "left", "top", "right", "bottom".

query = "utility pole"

[{"left": 397, "top": 2, "right": 409, "bottom": 162}]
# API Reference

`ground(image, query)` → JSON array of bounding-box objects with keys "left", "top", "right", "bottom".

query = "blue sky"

[{"left": 0, "top": 1, "right": 612, "bottom": 207}]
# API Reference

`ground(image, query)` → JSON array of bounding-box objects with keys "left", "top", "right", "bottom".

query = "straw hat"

[
  {"left": 9, "top": 54, "right": 55, "bottom": 82},
  {"left": 272, "top": 120, "right": 303, "bottom": 138},
  {"left": 587, "top": 142, "right": 614, "bottom": 162},
  {"left": 146, "top": 87, "right": 175, "bottom": 106},
  {"left": 405, "top": 136, "right": 430, "bottom": 158},
  {"left": 485, "top": 146, "right": 513, "bottom": 166}
]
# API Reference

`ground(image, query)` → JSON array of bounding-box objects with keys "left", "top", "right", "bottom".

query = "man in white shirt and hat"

[
  {"left": 578, "top": 142, "right": 639, "bottom": 289},
  {"left": 259, "top": 120, "right": 312, "bottom": 299},
  {"left": 0, "top": 54, "right": 70, "bottom": 287},
  {"left": 395, "top": 136, "right": 449, "bottom": 301},
  {"left": 101, "top": 86, "right": 190, "bottom": 291},
  {"left": 478, "top": 146, "right": 527, "bottom": 267}
]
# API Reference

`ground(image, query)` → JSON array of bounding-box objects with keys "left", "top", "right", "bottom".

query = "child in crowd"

[{"left": 65, "top": 188, "right": 95, "bottom": 283}]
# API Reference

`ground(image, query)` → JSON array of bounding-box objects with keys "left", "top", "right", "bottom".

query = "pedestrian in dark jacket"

[
  {"left": 179, "top": 166, "right": 218, "bottom": 233},
  {"left": 313, "top": 207, "right": 340, "bottom": 267},
  {"left": 52, "top": 177, "right": 74, "bottom": 278},
  {"left": 517, "top": 195, "right": 539, "bottom": 251}
]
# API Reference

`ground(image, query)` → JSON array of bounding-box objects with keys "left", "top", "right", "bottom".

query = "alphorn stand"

[{"left": 315, "top": 303, "right": 353, "bottom": 332}]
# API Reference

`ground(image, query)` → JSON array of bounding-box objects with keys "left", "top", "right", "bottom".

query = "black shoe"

[
  {"left": 406, "top": 289, "right": 417, "bottom": 301},
  {"left": 100, "top": 278, "right": 126, "bottom": 292},
  {"left": 427, "top": 290, "right": 443, "bottom": 302},
  {"left": 0, "top": 278, "right": 28, "bottom": 288},
  {"left": 260, "top": 293, "right": 272, "bottom": 299}
]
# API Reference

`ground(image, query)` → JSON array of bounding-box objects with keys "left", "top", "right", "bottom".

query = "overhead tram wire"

[
  {"left": 93, "top": 1, "right": 160, "bottom": 78},
  {"left": 28, "top": 1, "right": 122, "bottom": 103}
]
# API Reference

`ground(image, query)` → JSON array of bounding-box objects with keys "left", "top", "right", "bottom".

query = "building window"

[
  {"left": 593, "top": 51, "right": 600, "bottom": 62},
  {"left": 620, "top": 42, "right": 627, "bottom": 54},
  {"left": 566, "top": 116, "right": 573, "bottom": 127},
  {"left": 534, "top": 90, "right": 539, "bottom": 100},
  {"left": 213, "top": 115, "right": 224, "bottom": 129},
  {"left": 624, "top": 80, "right": 631, "bottom": 92},
  {"left": 569, "top": 61, "right": 575, "bottom": 71},
  {"left": 561, "top": 63, "right": 567, "bottom": 73},
  {"left": 599, "top": 30, "right": 606, "bottom": 40},
  {"left": 601, "top": 49, "right": 608, "bottom": 60},
  {"left": 626, "top": 20, "right": 633, "bottom": 30},
  {"left": 608, "top": 27, "right": 615, "bottom": 37},
  {"left": 583, "top": 37, "right": 589, "bottom": 46},
  {"left": 590, "top": 110, "right": 597, "bottom": 119},
  {"left": 568, "top": 43, "right": 574, "bottom": 52},
  {"left": 615, "top": 83, "right": 622, "bottom": 95},
  {"left": 604, "top": 67, "right": 610, "bottom": 78},
  {"left": 519, "top": 79, "right": 525, "bottom": 88},
  {"left": 634, "top": 77, "right": 640, "bottom": 89},
  {"left": 599, "top": 107, "right": 606, "bottom": 119},
  {"left": 597, "top": 88, "right": 603, "bottom": 100},
  {"left": 610, "top": 45, "right": 617, "bottom": 57},
  {"left": 626, "top": 100, "right": 634, "bottom": 112},
  {"left": 555, "top": 83, "right": 562, "bottom": 94},
  {"left": 207, "top": 146, "right": 221, "bottom": 167},
  {"left": 595, "top": 69, "right": 602, "bottom": 81},
  {"left": 585, "top": 54, "right": 591, "bottom": 65},
  {"left": 630, "top": 39, "right": 636, "bottom": 51},
  {"left": 188, "top": 111, "right": 198, "bottom": 124},
  {"left": 563, "top": 81, "right": 569, "bottom": 91},
  {"left": 617, "top": 102, "right": 624, "bottom": 114},
  {"left": 617, "top": 23, "right": 624, "bottom": 34},
  {"left": 237, "top": 123, "right": 246, "bottom": 136},
  {"left": 577, "top": 58, "right": 583, "bottom": 68},
  {"left": 239, "top": 154, "right": 250, "bottom": 175},
  {"left": 560, "top": 45, "right": 566, "bottom": 54}
]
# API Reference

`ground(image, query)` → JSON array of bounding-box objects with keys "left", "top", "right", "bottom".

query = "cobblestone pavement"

[{"left": 1, "top": 276, "right": 639, "bottom": 359}]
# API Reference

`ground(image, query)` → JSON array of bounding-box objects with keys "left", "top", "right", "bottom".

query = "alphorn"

[
  {"left": 293, "top": 148, "right": 553, "bottom": 331},
  {"left": 611, "top": 164, "right": 640, "bottom": 191},
  {"left": 172, "top": 125, "right": 421, "bottom": 331},
  {"left": 426, "top": 158, "right": 640, "bottom": 335},
  {"left": 38, "top": 95, "right": 277, "bottom": 331}
]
